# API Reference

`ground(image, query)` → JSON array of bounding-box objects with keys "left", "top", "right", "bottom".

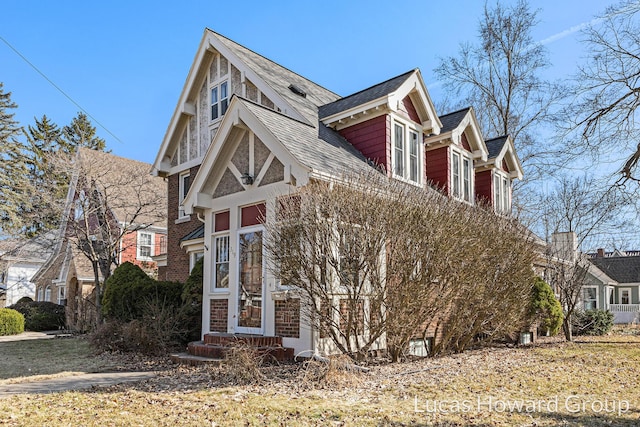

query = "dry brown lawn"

[{"left": 0, "top": 333, "right": 639, "bottom": 426}]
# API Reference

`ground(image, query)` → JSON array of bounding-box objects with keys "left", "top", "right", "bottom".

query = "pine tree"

[
  {"left": 0, "top": 82, "right": 29, "bottom": 236},
  {"left": 62, "top": 112, "right": 107, "bottom": 152}
]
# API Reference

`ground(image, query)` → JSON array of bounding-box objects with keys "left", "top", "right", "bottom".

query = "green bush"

[
  {"left": 102, "top": 262, "right": 183, "bottom": 322},
  {"left": 0, "top": 308, "right": 25, "bottom": 335},
  {"left": 530, "top": 277, "right": 563, "bottom": 336},
  {"left": 182, "top": 257, "right": 204, "bottom": 342},
  {"left": 8, "top": 300, "right": 65, "bottom": 331},
  {"left": 572, "top": 309, "right": 614, "bottom": 336}
]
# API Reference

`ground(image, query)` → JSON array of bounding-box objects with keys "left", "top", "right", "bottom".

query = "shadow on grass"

[{"left": 535, "top": 407, "right": 640, "bottom": 426}]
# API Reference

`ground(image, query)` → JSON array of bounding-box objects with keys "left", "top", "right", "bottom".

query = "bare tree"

[
  {"left": 434, "top": 0, "right": 559, "bottom": 177},
  {"left": 59, "top": 148, "right": 165, "bottom": 326},
  {"left": 566, "top": 1, "right": 640, "bottom": 182},
  {"left": 538, "top": 176, "right": 627, "bottom": 340}
]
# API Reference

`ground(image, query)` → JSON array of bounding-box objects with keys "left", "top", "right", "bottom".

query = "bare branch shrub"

[{"left": 266, "top": 171, "right": 537, "bottom": 361}]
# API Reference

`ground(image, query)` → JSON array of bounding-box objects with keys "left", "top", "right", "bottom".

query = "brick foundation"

[
  {"left": 274, "top": 299, "right": 300, "bottom": 338},
  {"left": 210, "top": 299, "right": 228, "bottom": 333}
]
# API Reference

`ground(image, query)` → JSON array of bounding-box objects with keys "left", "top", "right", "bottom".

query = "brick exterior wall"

[
  {"left": 274, "top": 299, "right": 300, "bottom": 338},
  {"left": 339, "top": 298, "right": 364, "bottom": 335},
  {"left": 210, "top": 299, "right": 228, "bottom": 333},
  {"left": 166, "top": 165, "right": 202, "bottom": 283}
]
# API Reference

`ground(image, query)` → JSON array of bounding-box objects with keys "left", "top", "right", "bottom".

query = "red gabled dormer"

[
  {"left": 423, "top": 107, "right": 488, "bottom": 204},
  {"left": 319, "top": 69, "right": 442, "bottom": 186},
  {"left": 475, "top": 136, "right": 523, "bottom": 213}
]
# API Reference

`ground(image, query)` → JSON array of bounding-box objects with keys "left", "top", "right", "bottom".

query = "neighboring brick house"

[
  {"left": 152, "top": 29, "right": 524, "bottom": 355},
  {"left": 33, "top": 148, "right": 167, "bottom": 330}
]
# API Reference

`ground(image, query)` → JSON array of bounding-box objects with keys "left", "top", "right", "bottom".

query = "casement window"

[
  {"left": 211, "top": 80, "right": 229, "bottom": 121},
  {"left": 44, "top": 286, "right": 51, "bottom": 302},
  {"left": 178, "top": 172, "right": 191, "bottom": 218},
  {"left": 494, "top": 171, "right": 511, "bottom": 213},
  {"left": 451, "top": 149, "right": 473, "bottom": 202},
  {"left": 583, "top": 286, "right": 598, "bottom": 310},
  {"left": 392, "top": 122, "right": 421, "bottom": 184},
  {"left": 212, "top": 235, "right": 230, "bottom": 290},
  {"left": 137, "top": 231, "right": 154, "bottom": 260}
]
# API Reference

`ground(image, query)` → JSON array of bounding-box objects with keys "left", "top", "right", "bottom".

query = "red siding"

[
  {"left": 214, "top": 210, "right": 230, "bottom": 232},
  {"left": 475, "top": 170, "right": 493, "bottom": 206},
  {"left": 502, "top": 159, "right": 510, "bottom": 173},
  {"left": 401, "top": 95, "right": 420, "bottom": 123},
  {"left": 426, "top": 147, "right": 449, "bottom": 195},
  {"left": 461, "top": 132, "right": 471, "bottom": 151},
  {"left": 338, "top": 115, "right": 390, "bottom": 173},
  {"left": 241, "top": 203, "right": 266, "bottom": 227}
]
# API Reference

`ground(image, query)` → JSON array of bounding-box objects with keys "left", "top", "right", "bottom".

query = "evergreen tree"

[
  {"left": 62, "top": 112, "right": 107, "bottom": 152},
  {"left": 0, "top": 83, "right": 29, "bottom": 236},
  {"left": 22, "top": 115, "right": 68, "bottom": 236}
]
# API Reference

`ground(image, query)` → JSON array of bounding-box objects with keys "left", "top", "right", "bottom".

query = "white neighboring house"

[{"left": 0, "top": 233, "right": 56, "bottom": 307}]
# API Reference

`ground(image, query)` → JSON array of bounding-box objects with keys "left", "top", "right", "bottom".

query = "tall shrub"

[{"left": 9, "top": 300, "right": 66, "bottom": 331}]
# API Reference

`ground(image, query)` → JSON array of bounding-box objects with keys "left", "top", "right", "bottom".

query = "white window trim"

[
  {"left": 391, "top": 117, "right": 423, "bottom": 185},
  {"left": 582, "top": 286, "right": 599, "bottom": 310},
  {"left": 494, "top": 170, "right": 511, "bottom": 213},
  {"left": 57, "top": 286, "right": 66, "bottom": 305},
  {"left": 619, "top": 287, "right": 632, "bottom": 304},
  {"left": 211, "top": 233, "right": 230, "bottom": 292},
  {"left": 178, "top": 171, "right": 191, "bottom": 219},
  {"left": 44, "top": 286, "right": 51, "bottom": 302},
  {"left": 451, "top": 148, "right": 473, "bottom": 203},
  {"left": 209, "top": 54, "right": 231, "bottom": 126},
  {"left": 137, "top": 231, "right": 155, "bottom": 261}
]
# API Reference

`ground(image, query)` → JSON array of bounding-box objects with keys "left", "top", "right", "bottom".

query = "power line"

[{"left": 0, "top": 34, "right": 122, "bottom": 144}]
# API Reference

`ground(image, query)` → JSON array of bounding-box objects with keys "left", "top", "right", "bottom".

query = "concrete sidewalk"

[
  {"left": 0, "top": 371, "right": 158, "bottom": 396},
  {"left": 0, "top": 331, "right": 56, "bottom": 343}
]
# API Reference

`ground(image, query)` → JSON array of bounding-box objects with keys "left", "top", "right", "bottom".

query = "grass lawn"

[
  {"left": 0, "top": 335, "right": 639, "bottom": 426},
  {"left": 0, "top": 338, "right": 113, "bottom": 382}
]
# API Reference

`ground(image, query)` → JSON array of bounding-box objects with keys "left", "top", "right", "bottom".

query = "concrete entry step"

[{"left": 169, "top": 352, "right": 223, "bottom": 366}]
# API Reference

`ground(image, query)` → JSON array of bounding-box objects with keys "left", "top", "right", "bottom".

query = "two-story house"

[
  {"left": 152, "top": 29, "right": 524, "bottom": 356},
  {"left": 33, "top": 148, "right": 167, "bottom": 331}
]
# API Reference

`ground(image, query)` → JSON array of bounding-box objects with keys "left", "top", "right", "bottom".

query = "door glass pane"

[{"left": 238, "top": 231, "right": 263, "bottom": 328}]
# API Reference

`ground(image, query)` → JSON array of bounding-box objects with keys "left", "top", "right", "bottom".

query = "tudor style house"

[
  {"left": 33, "top": 148, "right": 167, "bottom": 330},
  {"left": 152, "top": 29, "right": 523, "bottom": 356}
]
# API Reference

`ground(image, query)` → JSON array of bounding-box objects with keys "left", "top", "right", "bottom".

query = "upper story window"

[
  {"left": 451, "top": 149, "right": 473, "bottom": 202},
  {"left": 211, "top": 80, "right": 229, "bottom": 121},
  {"left": 493, "top": 171, "right": 510, "bottom": 213},
  {"left": 137, "top": 231, "right": 154, "bottom": 260},
  {"left": 392, "top": 121, "right": 422, "bottom": 184},
  {"left": 179, "top": 172, "right": 191, "bottom": 218}
]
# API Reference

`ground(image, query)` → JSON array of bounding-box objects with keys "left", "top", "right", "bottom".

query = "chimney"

[
  {"left": 597, "top": 248, "right": 605, "bottom": 258},
  {"left": 551, "top": 232, "right": 578, "bottom": 263}
]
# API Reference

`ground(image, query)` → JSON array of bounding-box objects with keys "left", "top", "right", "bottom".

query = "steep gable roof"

[
  {"left": 486, "top": 136, "right": 508, "bottom": 159},
  {"left": 318, "top": 70, "right": 414, "bottom": 119},
  {"left": 242, "top": 99, "right": 373, "bottom": 176},
  {"left": 589, "top": 256, "right": 640, "bottom": 283},
  {"left": 438, "top": 108, "right": 472, "bottom": 134},
  {"left": 77, "top": 148, "right": 167, "bottom": 228},
  {"left": 212, "top": 30, "right": 339, "bottom": 125}
]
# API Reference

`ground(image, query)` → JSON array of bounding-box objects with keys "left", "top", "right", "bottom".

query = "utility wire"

[{"left": 0, "top": 34, "right": 122, "bottom": 144}]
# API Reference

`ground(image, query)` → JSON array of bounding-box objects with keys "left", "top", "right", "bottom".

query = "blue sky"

[{"left": 1, "top": 0, "right": 619, "bottom": 165}]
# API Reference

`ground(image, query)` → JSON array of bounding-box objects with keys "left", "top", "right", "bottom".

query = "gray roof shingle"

[
  {"left": 181, "top": 224, "right": 205, "bottom": 242},
  {"left": 241, "top": 98, "right": 375, "bottom": 176},
  {"left": 438, "top": 108, "right": 471, "bottom": 134},
  {"left": 485, "top": 136, "right": 509, "bottom": 159},
  {"left": 589, "top": 256, "right": 640, "bottom": 283},
  {"left": 318, "top": 70, "right": 416, "bottom": 119},
  {"left": 212, "top": 30, "right": 339, "bottom": 125}
]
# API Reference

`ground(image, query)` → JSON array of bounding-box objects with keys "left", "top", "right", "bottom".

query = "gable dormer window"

[
  {"left": 392, "top": 120, "right": 422, "bottom": 184},
  {"left": 211, "top": 80, "right": 229, "bottom": 121},
  {"left": 494, "top": 171, "right": 510, "bottom": 213},
  {"left": 451, "top": 149, "right": 473, "bottom": 203}
]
